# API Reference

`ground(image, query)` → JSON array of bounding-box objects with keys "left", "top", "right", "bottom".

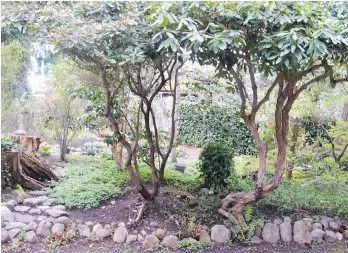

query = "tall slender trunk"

[
  {"left": 286, "top": 121, "right": 299, "bottom": 179},
  {"left": 60, "top": 121, "right": 69, "bottom": 162}
]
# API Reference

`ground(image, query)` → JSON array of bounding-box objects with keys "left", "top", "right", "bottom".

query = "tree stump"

[{"left": 1, "top": 135, "right": 58, "bottom": 190}]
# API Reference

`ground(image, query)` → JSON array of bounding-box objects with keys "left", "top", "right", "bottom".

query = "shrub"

[
  {"left": 100, "top": 150, "right": 113, "bottom": 161},
  {"left": 40, "top": 144, "right": 52, "bottom": 156},
  {"left": 1, "top": 137, "right": 18, "bottom": 151},
  {"left": 177, "top": 105, "right": 256, "bottom": 155},
  {"left": 199, "top": 142, "right": 235, "bottom": 189}
]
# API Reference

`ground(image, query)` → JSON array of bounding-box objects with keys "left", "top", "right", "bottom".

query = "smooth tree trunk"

[{"left": 286, "top": 121, "right": 300, "bottom": 179}]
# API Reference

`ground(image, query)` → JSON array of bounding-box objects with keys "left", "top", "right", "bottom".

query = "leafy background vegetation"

[{"left": 178, "top": 105, "right": 256, "bottom": 155}]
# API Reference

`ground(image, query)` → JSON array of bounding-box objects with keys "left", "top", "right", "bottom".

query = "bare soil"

[{"left": 2, "top": 187, "right": 348, "bottom": 253}]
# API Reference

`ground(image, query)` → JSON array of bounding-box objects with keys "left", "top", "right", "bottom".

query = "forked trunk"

[{"left": 220, "top": 75, "right": 293, "bottom": 224}]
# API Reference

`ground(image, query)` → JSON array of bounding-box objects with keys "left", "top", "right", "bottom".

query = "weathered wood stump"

[{"left": 1, "top": 135, "right": 58, "bottom": 190}]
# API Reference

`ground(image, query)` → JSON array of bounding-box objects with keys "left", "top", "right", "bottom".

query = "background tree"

[{"left": 1, "top": 41, "right": 28, "bottom": 133}]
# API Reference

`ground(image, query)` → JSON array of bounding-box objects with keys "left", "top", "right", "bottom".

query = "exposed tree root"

[{"left": 128, "top": 201, "right": 148, "bottom": 226}]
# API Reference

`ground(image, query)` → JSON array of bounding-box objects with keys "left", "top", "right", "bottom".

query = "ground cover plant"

[{"left": 48, "top": 155, "right": 129, "bottom": 208}]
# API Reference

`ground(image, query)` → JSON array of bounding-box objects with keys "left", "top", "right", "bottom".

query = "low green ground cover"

[
  {"left": 49, "top": 153, "right": 199, "bottom": 208},
  {"left": 49, "top": 152, "right": 348, "bottom": 218}
]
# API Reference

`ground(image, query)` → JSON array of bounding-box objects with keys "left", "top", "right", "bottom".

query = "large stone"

[
  {"left": 137, "top": 234, "right": 144, "bottom": 242},
  {"left": 55, "top": 216, "right": 72, "bottom": 226},
  {"left": 293, "top": 221, "right": 312, "bottom": 244},
  {"left": 24, "top": 230, "right": 38, "bottom": 243},
  {"left": 199, "top": 230, "right": 211, "bottom": 243},
  {"left": 336, "top": 232, "right": 343, "bottom": 241},
  {"left": 51, "top": 223, "right": 65, "bottom": 234},
  {"left": 8, "top": 228, "right": 22, "bottom": 240},
  {"left": 324, "top": 230, "right": 336, "bottom": 242},
  {"left": 113, "top": 227, "right": 128, "bottom": 243},
  {"left": 211, "top": 224, "right": 231, "bottom": 244},
  {"left": 321, "top": 220, "right": 329, "bottom": 230},
  {"left": 14, "top": 212, "right": 35, "bottom": 223},
  {"left": 1, "top": 207, "right": 14, "bottom": 222},
  {"left": 92, "top": 224, "right": 103, "bottom": 233},
  {"left": 29, "top": 208, "right": 42, "bottom": 215},
  {"left": 78, "top": 224, "right": 90, "bottom": 237},
  {"left": 283, "top": 216, "right": 292, "bottom": 223},
  {"left": 313, "top": 223, "right": 323, "bottom": 230},
  {"left": 23, "top": 222, "right": 38, "bottom": 231},
  {"left": 311, "top": 229, "right": 325, "bottom": 243},
  {"left": 118, "top": 222, "right": 126, "bottom": 228},
  {"left": 5, "top": 222, "right": 26, "bottom": 230},
  {"left": 88, "top": 232, "right": 97, "bottom": 242},
  {"left": 37, "top": 206, "right": 50, "bottom": 212},
  {"left": 143, "top": 234, "right": 160, "bottom": 248},
  {"left": 262, "top": 222, "right": 280, "bottom": 243},
  {"left": 154, "top": 228, "right": 165, "bottom": 240},
  {"left": 23, "top": 196, "right": 48, "bottom": 206},
  {"left": 14, "top": 205, "right": 31, "bottom": 212},
  {"left": 251, "top": 236, "right": 262, "bottom": 244},
  {"left": 15, "top": 195, "right": 24, "bottom": 204},
  {"left": 5, "top": 200, "right": 17, "bottom": 209},
  {"left": 126, "top": 234, "right": 137, "bottom": 244},
  {"left": 280, "top": 222, "right": 292, "bottom": 242},
  {"left": 36, "top": 215, "right": 46, "bottom": 222},
  {"left": 36, "top": 220, "right": 51, "bottom": 237},
  {"left": 162, "top": 235, "right": 178, "bottom": 248},
  {"left": 1, "top": 231, "right": 9, "bottom": 243},
  {"left": 45, "top": 208, "right": 67, "bottom": 218},
  {"left": 96, "top": 228, "right": 111, "bottom": 239},
  {"left": 42, "top": 198, "right": 56, "bottom": 206},
  {"left": 329, "top": 221, "right": 339, "bottom": 231}
]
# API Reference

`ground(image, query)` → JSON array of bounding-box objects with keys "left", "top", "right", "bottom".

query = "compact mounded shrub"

[{"left": 199, "top": 142, "right": 235, "bottom": 189}]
